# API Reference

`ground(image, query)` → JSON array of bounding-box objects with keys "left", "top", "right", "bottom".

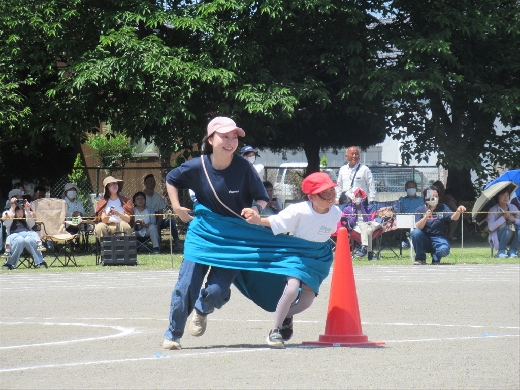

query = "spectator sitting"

[
  {"left": 486, "top": 187, "right": 519, "bottom": 258},
  {"left": 336, "top": 146, "right": 376, "bottom": 206},
  {"left": 94, "top": 176, "right": 133, "bottom": 240},
  {"left": 5, "top": 186, "right": 25, "bottom": 209},
  {"left": 398, "top": 180, "right": 424, "bottom": 248},
  {"left": 63, "top": 183, "right": 86, "bottom": 234},
  {"left": 2, "top": 201, "right": 47, "bottom": 270},
  {"left": 133, "top": 191, "right": 161, "bottom": 254},
  {"left": 337, "top": 191, "right": 349, "bottom": 211},
  {"left": 259, "top": 181, "right": 283, "bottom": 215},
  {"left": 32, "top": 185, "right": 46, "bottom": 202},
  {"left": 240, "top": 145, "right": 265, "bottom": 178},
  {"left": 411, "top": 186, "right": 466, "bottom": 265},
  {"left": 340, "top": 187, "right": 380, "bottom": 260},
  {"left": 399, "top": 180, "right": 424, "bottom": 213},
  {"left": 143, "top": 174, "right": 183, "bottom": 252}
]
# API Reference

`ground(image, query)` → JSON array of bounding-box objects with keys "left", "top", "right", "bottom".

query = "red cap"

[
  {"left": 353, "top": 187, "right": 367, "bottom": 199},
  {"left": 301, "top": 172, "right": 338, "bottom": 195}
]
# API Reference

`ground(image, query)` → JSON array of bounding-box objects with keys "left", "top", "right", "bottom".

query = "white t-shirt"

[
  {"left": 133, "top": 207, "right": 156, "bottom": 225},
  {"left": 106, "top": 199, "right": 124, "bottom": 223},
  {"left": 268, "top": 201, "right": 341, "bottom": 242},
  {"left": 145, "top": 192, "right": 166, "bottom": 213}
]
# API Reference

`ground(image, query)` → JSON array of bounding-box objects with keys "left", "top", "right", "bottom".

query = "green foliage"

[
  {"left": 379, "top": 0, "right": 520, "bottom": 198},
  {"left": 320, "top": 156, "right": 328, "bottom": 168},
  {"left": 85, "top": 133, "right": 137, "bottom": 174}
]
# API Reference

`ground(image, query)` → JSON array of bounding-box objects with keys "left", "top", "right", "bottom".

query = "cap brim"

[
  {"left": 310, "top": 183, "right": 338, "bottom": 195},
  {"left": 210, "top": 127, "right": 245, "bottom": 137}
]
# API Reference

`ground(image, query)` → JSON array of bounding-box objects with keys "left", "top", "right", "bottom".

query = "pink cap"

[{"left": 207, "top": 117, "right": 245, "bottom": 137}]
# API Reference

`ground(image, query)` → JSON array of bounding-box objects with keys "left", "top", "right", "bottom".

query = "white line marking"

[
  {"left": 0, "top": 322, "right": 137, "bottom": 350},
  {"left": 0, "top": 348, "right": 270, "bottom": 373}
]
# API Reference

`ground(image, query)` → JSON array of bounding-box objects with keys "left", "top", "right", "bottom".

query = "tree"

[
  {"left": 190, "top": 0, "right": 388, "bottom": 174},
  {"left": 380, "top": 0, "right": 520, "bottom": 200},
  {"left": 85, "top": 132, "right": 137, "bottom": 175},
  {"left": 2, "top": 0, "right": 388, "bottom": 180}
]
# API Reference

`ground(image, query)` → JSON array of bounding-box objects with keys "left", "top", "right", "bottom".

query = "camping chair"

[
  {"left": 32, "top": 198, "right": 78, "bottom": 267},
  {"left": 135, "top": 235, "right": 153, "bottom": 253},
  {"left": 373, "top": 206, "right": 399, "bottom": 259}
]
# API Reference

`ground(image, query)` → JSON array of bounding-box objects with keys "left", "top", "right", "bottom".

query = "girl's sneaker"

[
  {"left": 36, "top": 243, "right": 46, "bottom": 252},
  {"left": 496, "top": 251, "right": 508, "bottom": 259},
  {"left": 1, "top": 251, "right": 11, "bottom": 258},
  {"left": 266, "top": 328, "right": 284, "bottom": 348}
]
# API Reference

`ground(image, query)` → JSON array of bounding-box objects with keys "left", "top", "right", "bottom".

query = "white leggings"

[{"left": 273, "top": 277, "right": 316, "bottom": 330}]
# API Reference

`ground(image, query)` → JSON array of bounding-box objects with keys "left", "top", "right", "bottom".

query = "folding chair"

[
  {"left": 374, "top": 206, "right": 399, "bottom": 259},
  {"left": 32, "top": 198, "right": 78, "bottom": 267},
  {"left": 15, "top": 249, "right": 37, "bottom": 269},
  {"left": 135, "top": 235, "right": 153, "bottom": 253},
  {"left": 395, "top": 214, "right": 415, "bottom": 261}
]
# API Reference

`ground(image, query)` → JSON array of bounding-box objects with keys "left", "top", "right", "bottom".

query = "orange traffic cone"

[{"left": 303, "top": 227, "right": 385, "bottom": 347}]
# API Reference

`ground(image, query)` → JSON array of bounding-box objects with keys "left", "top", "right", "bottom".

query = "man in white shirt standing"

[{"left": 336, "top": 146, "right": 376, "bottom": 206}]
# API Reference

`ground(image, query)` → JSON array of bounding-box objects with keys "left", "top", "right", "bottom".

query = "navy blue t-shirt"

[
  {"left": 166, "top": 154, "right": 269, "bottom": 218},
  {"left": 414, "top": 203, "right": 453, "bottom": 237}
]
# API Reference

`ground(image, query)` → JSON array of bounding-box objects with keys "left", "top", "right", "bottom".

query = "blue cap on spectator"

[{"left": 240, "top": 145, "right": 259, "bottom": 157}]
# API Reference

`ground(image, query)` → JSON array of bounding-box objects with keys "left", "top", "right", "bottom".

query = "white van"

[
  {"left": 273, "top": 163, "right": 308, "bottom": 203},
  {"left": 273, "top": 163, "right": 337, "bottom": 203}
]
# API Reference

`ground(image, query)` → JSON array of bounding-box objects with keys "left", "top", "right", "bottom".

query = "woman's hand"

[{"left": 174, "top": 207, "right": 194, "bottom": 223}]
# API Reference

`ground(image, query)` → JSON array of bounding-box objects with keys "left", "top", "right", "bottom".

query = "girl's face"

[
  {"left": 15, "top": 208, "right": 24, "bottom": 218},
  {"left": 209, "top": 131, "right": 239, "bottom": 156},
  {"left": 309, "top": 187, "right": 336, "bottom": 212},
  {"left": 134, "top": 195, "right": 146, "bottom": 207}
]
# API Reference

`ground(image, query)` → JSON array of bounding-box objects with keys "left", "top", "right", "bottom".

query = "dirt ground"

[{"left": 1, "top": 264, "right": 519, "bottom": 389}]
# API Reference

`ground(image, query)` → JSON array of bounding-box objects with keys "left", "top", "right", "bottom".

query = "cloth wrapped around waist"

[{"left": 183, "top": 203, "right": 334, "bottom": 312}]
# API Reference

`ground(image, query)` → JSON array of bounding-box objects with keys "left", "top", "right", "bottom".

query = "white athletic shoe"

[
  {"left": 189, "top": 312, "right": 207, "bottom": 337},
  {"left": 163, "top": 338, "right": 181, "bottom": 350}
]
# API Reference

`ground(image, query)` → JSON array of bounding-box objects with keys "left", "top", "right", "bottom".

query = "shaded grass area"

[{"left": 3, "top": 237, "right": 518, "bottom": 273}]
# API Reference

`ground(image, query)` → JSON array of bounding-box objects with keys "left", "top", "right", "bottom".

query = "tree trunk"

[
  {"left": 446, "top": 167, "right": 476, "bottom": 202},
  {"left": 303, "top": 143, "right": 321, "bottom": 177}
]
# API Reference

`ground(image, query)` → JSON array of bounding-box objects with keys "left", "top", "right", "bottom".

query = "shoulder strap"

[
  {"left": 201, "top": 155, "right": 244, "bottom": 219},
  {"left": 350, "top": 164, "right": 362, "bottom": 188}
]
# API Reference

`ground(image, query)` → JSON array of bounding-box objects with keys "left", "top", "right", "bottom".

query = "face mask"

[
  {"left": 67, "top": 190, "right": 77, "bottom": 199},
  {"left": 426, "top": 197, "right": 438, "bottom": 207},
  {"left": 406, "top": 188, "right": 416, "bottom": 197},
  {"left": 246, "top": 156, "right": 256, "bottom": 164},
  {"left": 354, "top": 197, "right": 362, "bottom": 205}
]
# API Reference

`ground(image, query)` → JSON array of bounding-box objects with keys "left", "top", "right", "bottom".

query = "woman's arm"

[
  {"left": 166, "top": 183, "right": 193, "bottom": 223},
  {"left": 487, "top": 205, "right": 506, "bottom": 232},
  {"left": 415, "top": 209, "right": 432, "bottom": 229}
]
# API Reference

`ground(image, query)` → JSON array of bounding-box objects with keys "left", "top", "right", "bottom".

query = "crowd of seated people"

[{"left": 6, "top": 170, "right": 515, "bottom": 268}]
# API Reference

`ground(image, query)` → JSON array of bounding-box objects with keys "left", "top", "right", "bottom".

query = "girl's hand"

[{"left": 241, "top": 208, "right": 260, "bottom": 224}]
